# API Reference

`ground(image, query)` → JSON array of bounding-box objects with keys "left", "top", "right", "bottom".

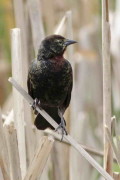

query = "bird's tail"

[{"left": 34, "top": 107, "right": 66, "bottom": 130}]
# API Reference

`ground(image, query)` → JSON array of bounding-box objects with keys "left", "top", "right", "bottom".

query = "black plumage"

[{"left": 27, "top": 35, "right": 77, "bottom": 131}]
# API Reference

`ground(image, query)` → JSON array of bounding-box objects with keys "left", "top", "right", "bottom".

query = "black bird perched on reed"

[{"left": 27, "top": 34, "right": 77, "bottom": 139}]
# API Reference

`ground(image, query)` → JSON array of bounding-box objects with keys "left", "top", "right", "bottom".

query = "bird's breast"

[{"left": 29, "top": 59, "right": 72, "bottom": 106}]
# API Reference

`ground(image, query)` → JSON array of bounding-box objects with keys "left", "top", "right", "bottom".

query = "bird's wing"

[
  {"left": 27, "top": 59, "right": 37, "bottom": 99},
  {"left": 27, "top": 74, "right": 34, "bottom": 99},
  {"left": 60, "top": 74, "right": 73, "bottom": 114}
]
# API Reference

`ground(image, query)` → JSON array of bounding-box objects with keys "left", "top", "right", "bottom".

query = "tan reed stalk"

[{"left": 102, "top": 0, "right": 113, "bottom": 176}]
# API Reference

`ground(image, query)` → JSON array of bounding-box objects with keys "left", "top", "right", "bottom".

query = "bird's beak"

[{"left": 64, "top": 39, "right": 77, "bottom": 46}]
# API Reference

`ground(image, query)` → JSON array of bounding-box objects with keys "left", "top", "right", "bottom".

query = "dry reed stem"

[
  {"left": 111, "top": 116, "right": 120, "bottom": 158},
  {"left": 0, "top": 156, "right": 10, "bottom": 180},
  {"left": 0, "top": 110, "right": 10, "bottom": 180},
  {"left": 105, "top": 126, "right": 120, "bottom": 166},
  {"left": 4, "top": 124, "right": 21, "bottom": 180},
  {"left": 44, "top": 129, "right": 104, "bottom": 159},
  {"left": 12, "top": 1, "right": 35, "bottom": 164},
  {"left": 113, "top": 172, "right": 120, "bottom": 180},
  {"left": 11, "top": 28, "right": 27, "bottom": 178},
  {"left": 13, "top": 0, "right": 28, "bottom": 68},
  {"left": 8, "top": 78, "right": 114, "bottom": 180},
  {"left": 11, "top": 28, "right": 37, "bottom": 172},
  {"left": 54, "top": 15, "right": 66, "bottom": 35},
  {"left": 52, "top": 134, "right": 116, "bottom": 163},
  {"left": 102, "top": 0, "right": 113, "bottom": 175},
  {"left": 27, "top": 0, "right": 45, "bottom": 55},
  {"left": 24, "top": 136, "right": 54, "bottom": 180}
]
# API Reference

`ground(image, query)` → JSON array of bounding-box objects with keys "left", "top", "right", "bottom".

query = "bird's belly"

[{"left": 35, "top": 77, "right": 69, "bottom": 107}]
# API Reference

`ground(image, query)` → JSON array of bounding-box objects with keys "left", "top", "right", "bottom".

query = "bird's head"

[{"left": 37, "top": 35, "right": 77, "bottom": 60}]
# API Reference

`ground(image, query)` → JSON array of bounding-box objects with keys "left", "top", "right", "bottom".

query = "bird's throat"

[{"left": 51, "top": 55, "right": 64, "bottom": 62}]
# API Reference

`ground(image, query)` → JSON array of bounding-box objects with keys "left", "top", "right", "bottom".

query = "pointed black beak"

[{"left": 64, "top": 39, "right": 77, "bottom": 46}]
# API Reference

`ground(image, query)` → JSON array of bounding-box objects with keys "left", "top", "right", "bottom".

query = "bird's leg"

[
  {"left": 31, "top": 98, "right": 41, "bottom": 115},
  {"left": 55, "top": 108, "right": 68, "bottom": 141}
]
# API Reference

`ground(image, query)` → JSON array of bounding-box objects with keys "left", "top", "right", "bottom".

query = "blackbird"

[{"left": 27, "top": 34, "right": 77, "bottom": 139}]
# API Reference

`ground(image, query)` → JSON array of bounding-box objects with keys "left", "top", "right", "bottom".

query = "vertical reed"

[{"left": 102, "top": 0, "right": 113, "bottom": 175}]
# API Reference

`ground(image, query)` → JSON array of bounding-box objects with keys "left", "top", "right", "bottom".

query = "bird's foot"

[
  {"left": 55, "top": 123, "right": 68, "bottom": 141},
  {"left": 31, "top": 98, "right": 41, "bottom": 115}
]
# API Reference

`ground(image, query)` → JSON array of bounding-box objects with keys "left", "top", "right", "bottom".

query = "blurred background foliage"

[{"left": 0, "top": 0, "right": 14, "bottom": 105}]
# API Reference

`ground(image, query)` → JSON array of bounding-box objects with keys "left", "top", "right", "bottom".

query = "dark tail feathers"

[{"left": 34, "top": 107, "right": 66, "bottom": 130}]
